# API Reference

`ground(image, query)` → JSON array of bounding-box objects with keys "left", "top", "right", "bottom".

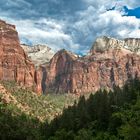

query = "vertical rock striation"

[
  {"left": 0, "top": 20, "right": 140, "bottom": 95},
  {"left": 0, "top": 20, "right": 42, "bottom": 94},
  {"left": 45, "top": 36, "right": 140, "bottom": 94}
]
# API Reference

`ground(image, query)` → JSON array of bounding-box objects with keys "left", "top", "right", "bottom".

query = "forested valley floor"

[{"left": 0, "top": 79, "right": 140, "bottom": 140}]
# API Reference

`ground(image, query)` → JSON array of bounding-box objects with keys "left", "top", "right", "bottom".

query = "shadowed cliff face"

[
  {"left": 45, "top": 49, "right": 76, "bottom": 94},
  {"left": 0, "top": 20, "right": 42, "bottom": 95},
  {"left": 45, "top": 37, "right": 140, "bottom": 94},
  {"left": 41, "top": 67, "right": 47, "bottom": 94}
]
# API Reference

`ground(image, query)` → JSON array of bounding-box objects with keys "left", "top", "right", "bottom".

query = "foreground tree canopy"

[{"left": 0, "top": 79, "right": 140, "bottom": 140}]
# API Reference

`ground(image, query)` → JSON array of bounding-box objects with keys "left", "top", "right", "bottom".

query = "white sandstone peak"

[
  {"left": 21, "top": 44, "right": 55, "bottom": 66},
  {"left": 91, "top": 36, "right": 140, "bottom": 54}
]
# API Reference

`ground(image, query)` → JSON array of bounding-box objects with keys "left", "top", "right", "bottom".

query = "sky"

[{"left": 0, "top": 0, "right": 140, "bottom": 54}]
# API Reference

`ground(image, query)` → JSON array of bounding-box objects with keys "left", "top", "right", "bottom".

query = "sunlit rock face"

[
  {"left": 90, "top": 36, "right": 140, "bottom": 54},
  {"left": 0, "top": 20, "right": 42, "bottom": 95},
  {"left": 45, "top": 36, "right": 140, "bottom": 94},
  {"left": 21, "top": 44, "right": 54, "bottom": 66}
]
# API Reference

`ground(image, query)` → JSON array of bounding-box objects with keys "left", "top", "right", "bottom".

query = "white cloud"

[
  {"left": 6, "top": 0, "right": 31, "bottom": 8},
  {"left": 83, "top": 0, "right": 140, "bottom": 9},
  {"left": 0, "top": 0, "right": 140, "bottom": 54},
  {"left": 124, "top": 0, "right": 140, "bottom": 8},
  {"left": 0, "top": 16, "right": 80, "bottom": 52},
  {"left": 18, "top": 19, "right": 80, "bottom": 52},
  {"left": 72, "top": 4, "right": 140, "bottom": 52}
]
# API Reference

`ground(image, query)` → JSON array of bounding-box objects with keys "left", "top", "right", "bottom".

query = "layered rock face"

[
  {"left": 0, "top": 20, "right": 42, "bottom": 94},
  {"left": 1, "top": 19, "right": 140, "bottom": 95},
  {"left": 90, "top": 36, "right": 140, "bottom": 54},
  {"left": 45, "top": 36, "right": 140, "bottom": 94},
  {"left": 21, "top": 44, "right": 54, "bottom": 66},
  {"left": 45, "top": 49, "right": 78, "bottom": 93}
]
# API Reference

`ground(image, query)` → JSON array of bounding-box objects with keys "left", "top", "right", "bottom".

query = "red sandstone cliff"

[
  {"left": 1, "top": 20, "right": 140, "bottom": 95},
  {"left": 45, "top": 37, "right": 140, "bottom": 94},
  {"left": 0, "top": 20, "right": 42, "bottom": 94}
]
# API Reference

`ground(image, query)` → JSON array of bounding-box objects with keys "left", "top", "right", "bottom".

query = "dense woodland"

[{"left": 0, "top": 78, "right": 140, "bottom": 140}]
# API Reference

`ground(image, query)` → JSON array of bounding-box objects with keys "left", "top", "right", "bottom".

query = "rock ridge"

[
  {"left": 45, "top": 36, "right": 140, "bottom": 94},
  {"left": 0, "top": 19, "right": 140, "bottom": 95},
  {"left": 90, "top": 36, "right": 140, "bottom": 54},
  {"left": 21, "top": 44, "right": 54, "bottom": 66}
]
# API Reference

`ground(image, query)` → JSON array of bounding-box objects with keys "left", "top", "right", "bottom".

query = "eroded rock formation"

[
  {"left": 45, "top": 37, "right": 140, "bottom": 94},
  {"left": 21, "top": 44, "right": 54, "bottom": 66},
  {"left": 0, "top": 20, "right": 42, "bottom": 95},
  {"left": 90, "top": 36, "right": 140, "bottom": 54}
]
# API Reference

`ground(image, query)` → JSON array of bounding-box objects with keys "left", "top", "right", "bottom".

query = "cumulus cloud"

[
  {"left": 70, "top": 1, "right": 140, "bottom": 51},
  {"left": 5, "top": 0, "right": 31, "bottom": 8},
  {"left": 72, "top": 6, "right": 140, "bottom": 50},
  {"left": 124, "top": 0, "right": 140, "bottom": 8},
  {"left": 83, "top": 0, "right": 140, "bottom": 9},
  {"left": 0, "top": 0, "right": 140, "bottom": 54},
  {"left": 0, "top": 16, "right": 80, "bottom": 52}
]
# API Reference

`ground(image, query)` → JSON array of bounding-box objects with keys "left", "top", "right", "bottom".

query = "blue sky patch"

[{"left": 124, "top": 6, "right": 140, "bottom": 18}]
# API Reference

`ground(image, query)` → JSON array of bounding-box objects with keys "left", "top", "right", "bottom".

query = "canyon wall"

[
  {"left": 0, "top": 20, "right": 42, "bottom": 95},
  {"left": 45, "top": 37, "right": 140, "bottom": 94},
  {"left": 1, "top": 20, "right": 140, "bottom": 95}
]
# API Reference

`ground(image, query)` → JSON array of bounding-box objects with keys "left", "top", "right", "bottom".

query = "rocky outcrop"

[
  {"left": 45, "top": 37, "right": 140, "bottom": 94},
  {"left": 124, "top": 38, "right": 140, "bottom": 54},
  {"left": 21, "top": 44, "right": 54, "bottom": 66},
  {"left": 1, "top": 19, "right": 140, "bottom": 95},
  {"left": 45, "top": 49, "right": 77, "bottom": 93},
  {"left": 0, "top": 20, "right": 42, "bottom": 95},
  {"left": 90, "top": 36, "right": 140, "bottom": 54}
]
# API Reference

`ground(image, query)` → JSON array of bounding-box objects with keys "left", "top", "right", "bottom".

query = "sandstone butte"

[
  {"left": 0, "top": 20, "right": 42, "bottom": 95},
  {"left": 0, "top": 20, "right": 140, "bottom": 95}
]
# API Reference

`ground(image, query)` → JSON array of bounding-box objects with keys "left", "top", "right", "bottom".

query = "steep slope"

[
  {"left": 0, "top": 20, "right": 42, "bottom": 94},
  {"left": 0, "top": 81, "right": 78, "bottom": 121},
  {"left": 0, "top": 81, "right": 78, "bottom": 139},
  {"left": 21, "top": 44, "right": 54, "bottom": 66},
  {"left": 45, "top": 49, "right": 78, "bottom": 93},
  {"left": 45, "top": 36, "right": 140, "bottom": 94}
]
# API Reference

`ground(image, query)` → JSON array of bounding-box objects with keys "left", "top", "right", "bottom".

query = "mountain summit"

[
  {"left": 90, "top": 36, "right": 140, "bottom": 54},
  {"left": 21, "top": 44, "right": 54, "bottom": 66}
]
